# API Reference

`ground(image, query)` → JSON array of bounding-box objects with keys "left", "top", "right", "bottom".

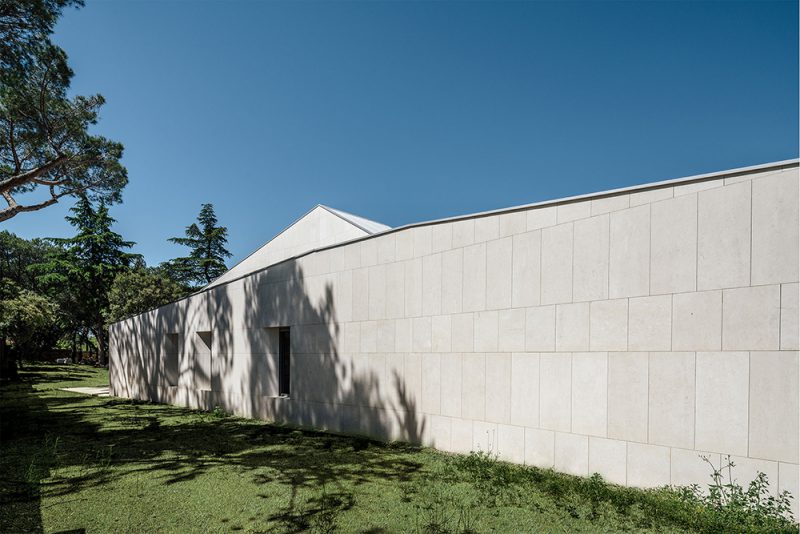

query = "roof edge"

[
  {"left": 318, "top": 205, "right": 391, "bottom": 235},
  {"left": 112, "top": 158, "right": 798, "bottom": 325}
]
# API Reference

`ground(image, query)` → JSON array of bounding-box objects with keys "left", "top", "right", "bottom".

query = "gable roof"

[
  {"left": 204, "top": 204, "right": 390, "bottom": 289},
  {"left": 320, "top": 205, "right": 392, "bottom": 234}
]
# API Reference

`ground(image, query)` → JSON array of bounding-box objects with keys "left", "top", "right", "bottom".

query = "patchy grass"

[{"left": 0, "top": 364, "right": 795, "bottom": 533}]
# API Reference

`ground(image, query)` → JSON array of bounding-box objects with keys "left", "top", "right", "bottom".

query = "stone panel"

[
  {"left": 404, "top": 259, "right": 423, "bottom": 317},
  {"left": 498, "top": 308, "right": 525, "bottom": 352},
  {"left": 441, "top": 249, "right": 463, "bottom": 314},
  {"left": 571, "top": 352, "right": 608, "bottom": 437},
  {"left": 440, "top": 353, "right": 462, "bottom": 418},
  {"left": 722, "top": 285, "right": 780, "bottom": 351},
  {"left": 627, "top": 443, "right": 670, "bottom": 488},
  {"left": 526, "top": 206, "right": 557, "bottom": 231},
  {"left": 695, "top": 351, "right": 749, "bottom": 456},
  {"left": 431, "top": 315, "right": 452, "bottom": 353},
  {"left": 485, "top": 353, "right": 511, "bottom": 424},
  {"left": 422, "top": 254, "right": 442, "bottom": 316},
  {"left": 589, "top": 437, "right": 627, "bottom": 485},
  {"left": 451, "top": 219, "right": 475, "bottom": 248},
  {"left": 589, "top": 299, "right": 628, "bottom": 352},
  {"left": 628, "top": 295, "right": 671, "bottom": 351},
  {"left": 557, "top": 201, "right": 591, "bottom": 223},
  {"left": 368, "top": 265, "right": 386, "bottom": 320},
  {"left": 539, "top": 353, "right": 571, "bottom": 432},
  {"left": 609, "top": 204, "right": 650, "bottom": 298},
  {"left": 463, "top": 243, "right": 487, "bottom": 312},
  {"left": 421, "top": 353, "right": 441, "bottom": 415},
  {"left": 749, "top": 351, "right": 799, "bottom": 463},
  {"left": 462, "top": 353, "right": 486, "bottom": 420},
  {"left": 431, "top": 224, "right": 453, "bottom": 253},
  {"left": 385, "top": 262, "right": 405, "bottom": 319},
  {"left": 524, "top": 427, "right": 555, "bottom": 468},
  {"left": 499, "top": 211, "right": 526, "bottom": 237},
  {"left": 672, "top": 291, "right": 722, "bottom": 351},
  {"left": 450, "top": 418, "right": 473, "bottom": 453},
  {"left": 541, "top": 223, "right": 573, "bottom": 305},
  {"left": 352, "top": 267, "right": 369, "bottom": 321},
  {"left": 451, "top": 313, "right": 474, "bottom": 352},
  {"left": 649, "top": 352, "right": 695, "bottom": 449},
  {"left": 412, "top": 317, "right": 432, "bottom": 352},
  {"left": 752, "top": 170, "right": 799, "bottom": 285},
  {"left": 573, "top": 215, "right": 609, "bottom": 302},
  {"left": 554, "top": 432, "right": 589, "bottom": 477},
  {"left": 651, "top": 194, "right": 697, "bottom": 295},
  {"left": 608, "top": 352, "right": 648, "bottom": 443},
  {"left": 556, "top": 302, "right": 589, "bottom": 352},
  {"left": 671, "top": 448, "right": 721, "bottom": 489},
  {"left": 779, "top": 463, "right": 800, "bottom": 517},
  {"left": 511, "top": 231, "right": 541, "bottom": 308},
  {"left": 525, "top": 305, "right": 556, "bottom": 351},
  {"left": 497, "top": 424, "right": 525, "bottom": 463},
  {"left": 781, "top": 283, "right": 799, "bottom": 350},
  {"left": 486, "top": 237, "right": 513, "bottom": 310},
  {"left": 591, "top": 194, "right": 630, "bottom": 216},
  {"left": 474, "top": 215, "right": 500, "bottom": 243},
  {"left": 629, "top": 186, "right": 673, "bottom": 207},
  {"left": 474, "top": 311, "right": 499, "bottom": 352},
  {"left": 697, "top": 181, "right": 751, "bottom": 290},
  {"left": 510, "top": 352, "right": 539, "bottom": 428},
  {"left": 413, "top": 226, "right": 432, "bottom": 257}
]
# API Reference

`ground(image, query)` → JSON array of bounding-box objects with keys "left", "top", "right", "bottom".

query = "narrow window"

[
  {"left": 165, "top": 334, "right": 179, "bottom": 387},
  {"left": 278, "top": 327, "right": 291, "bottom": 397}
]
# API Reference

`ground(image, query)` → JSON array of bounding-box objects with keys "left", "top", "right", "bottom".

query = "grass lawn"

[{"left": 0, "top": 364, "right": 795, "bottom": 533}]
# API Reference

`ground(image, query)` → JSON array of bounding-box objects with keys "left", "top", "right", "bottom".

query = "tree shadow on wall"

[
  {"left": 109, "top": 257, "right": 429, "bottom": 529},
  {"left": 212, "top": 259, "right": 427, "bottom": 445}
]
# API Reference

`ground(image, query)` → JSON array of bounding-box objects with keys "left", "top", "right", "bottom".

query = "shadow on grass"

[{"left": 0, "top": 366, "right": 424, "bottom": 533}]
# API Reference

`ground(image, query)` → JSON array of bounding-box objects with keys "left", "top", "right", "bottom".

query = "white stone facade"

[{"left": 110, "top": 161, "right": 799, "bottom": 507}]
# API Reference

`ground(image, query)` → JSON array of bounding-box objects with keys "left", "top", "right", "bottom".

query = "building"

[{"left": 110, "top": 160, "right": 799, "bottom": 503}]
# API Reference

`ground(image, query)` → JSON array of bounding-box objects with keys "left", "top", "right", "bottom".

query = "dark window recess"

[
  {"left": 278, "top": 327, "right": 291, "bottom": 397},
  {"left": 165, "top": 334, "right": 179, "bottom": 387}
]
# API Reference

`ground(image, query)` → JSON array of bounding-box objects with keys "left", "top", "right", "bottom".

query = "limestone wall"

[{"left": 110, "top": 162, "right": 799, "bottom": 508}]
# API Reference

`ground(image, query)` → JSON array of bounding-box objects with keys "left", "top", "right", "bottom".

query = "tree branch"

[
  {"left": 31, "top": 177, "right": 70, "bottom": 187},
  {"left": 0, "top": 153, "right": 70, "bottom": 192},
  {"left": 0, "top": 186, "right": 72, "bottom": 222}
]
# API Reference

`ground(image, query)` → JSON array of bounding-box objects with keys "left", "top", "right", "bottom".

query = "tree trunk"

[
  {"left": 94, "top": 326, "right": 108, "bottom": 366},
  {"left": 0, "top": 336, "right": 18, "bottom": 380}
]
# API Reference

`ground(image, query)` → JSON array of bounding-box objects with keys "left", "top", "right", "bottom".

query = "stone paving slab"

[{"left": 61, "top": 386, "right": 110, "bottom": 397}]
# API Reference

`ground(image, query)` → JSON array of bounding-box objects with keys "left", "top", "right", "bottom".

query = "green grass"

[{"left": 0, "top": 364, "right": 795, "bottom": 533}]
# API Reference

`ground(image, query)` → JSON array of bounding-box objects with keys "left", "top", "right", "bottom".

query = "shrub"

[{"left": 673, "top": 454, "right": 795, "bottom": 532}]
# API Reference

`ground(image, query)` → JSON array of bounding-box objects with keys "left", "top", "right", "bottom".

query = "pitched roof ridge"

[{"left": 318, "top": 204, "right": 391, "bottom": 234}]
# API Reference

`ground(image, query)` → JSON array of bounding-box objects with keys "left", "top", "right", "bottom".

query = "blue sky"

[{"left": 4, "top": 0, "right": 798, "bottom": 266}]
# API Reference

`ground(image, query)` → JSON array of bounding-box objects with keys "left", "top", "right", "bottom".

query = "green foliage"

[
  {"left": 34, "top": 197, "right": 139, "bottom": 362},
  {"left": 2, "top": 365, "right": 797, "bottom": 534},
  {"left": 673, "top": 455, "right": 795, "bottom": 531},
  {"left": 0, "top": 0, "right": 126, "bottom": 222},
  {"left": 0, "top": 230, "right": 57, "bottom": 291},
  {"left": 450, "top": 450, "right": 521, "bottom": 505},
  {"left": 0, "top": 1, "right": 83, "bottom": 75},
  {"left": 165, "top": 203, "right": 231, "bottom": 287},
  {"left": 0, "top": 280, "right": 62, "bottom": 358},
  {"left": 105, "top": 267, "right": 189, "bottom": 323}
]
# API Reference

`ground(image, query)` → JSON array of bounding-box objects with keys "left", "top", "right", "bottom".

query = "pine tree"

[
  {"left": 34, "top": 196, "right": 139, "bottom": 364},
  {"left": 167, "top": 203, "right": 231, "bottom": 288}
]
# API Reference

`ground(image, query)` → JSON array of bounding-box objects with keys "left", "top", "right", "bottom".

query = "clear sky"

[{"left": 4, "top": 0, "right": 798, "bottom": 267}]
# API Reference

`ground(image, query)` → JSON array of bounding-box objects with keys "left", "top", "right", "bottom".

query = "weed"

[
  {"left": 451, "top": 450, "right": 521, "bottom": 505},
  {"left": 673, "top": 454, "right": 795, "bottom": 531},
  {"left": 210, "top": 405, "right": 228, "bottom": 418}
]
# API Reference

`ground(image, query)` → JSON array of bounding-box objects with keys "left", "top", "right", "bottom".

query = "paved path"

[{"left": 61, "top": 386, "right": 110, "bottom": 397}]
